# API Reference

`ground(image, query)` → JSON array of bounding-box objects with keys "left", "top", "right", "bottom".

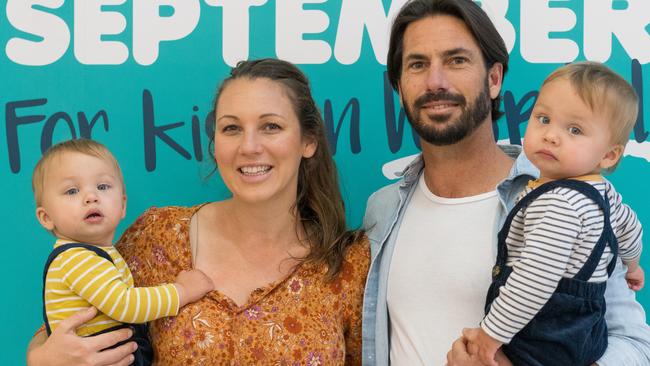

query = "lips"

[
  {"left": 84, "top": 210, "right": 104, "bottom": 223},
  {"left": 415, "top": 91, "right": 466, "bottom": 111},
  {"left": 536, "top": 149, "right": 557, "bottom": 160},
  {"left": 421, "top": 102, "right": 459, "bottom": 110},
  {"left": 239, "top": 165, "right": 272, "bottom": 176}
]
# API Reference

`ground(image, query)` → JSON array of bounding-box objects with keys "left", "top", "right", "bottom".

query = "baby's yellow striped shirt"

[{"left": 44, "top": 239, "right": 179, "bottom": 336}]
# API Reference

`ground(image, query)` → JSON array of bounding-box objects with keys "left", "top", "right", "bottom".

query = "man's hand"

[
  {"left": 27, "top": 307, "right": 136, "bottom": 366},
  {"left": 447, "top": 335, "right": 476, "bottom": 366},
  {"left": 462, "top": 328, "right": 502, "bottom": 366},
  {"left": 446, "top": 333, "right": 512, "bottom": 366}
]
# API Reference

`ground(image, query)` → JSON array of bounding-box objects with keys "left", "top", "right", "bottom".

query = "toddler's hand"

[
  {"left": 626, "top": 265, "right": 645, "bottom": 291},
  {"left": 175, "top": 269, "right": 214, "bottom": 307},
  {"left": 462, "top": 328, "right": 501, "bottom": 366}
]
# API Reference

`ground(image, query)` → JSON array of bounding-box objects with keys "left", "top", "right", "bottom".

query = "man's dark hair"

[{"left": 387, "top": 0, "right": 509, "bottom": 122}]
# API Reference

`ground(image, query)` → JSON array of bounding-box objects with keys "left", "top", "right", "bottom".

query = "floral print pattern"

[{"left": 116, "top": 206, "right": 369, "bottom": 365}]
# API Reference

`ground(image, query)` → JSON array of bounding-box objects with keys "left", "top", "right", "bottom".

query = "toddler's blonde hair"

[
  {"left": 543, "top": 61, "right": 638, "bottom": 171},
  {"left": 32, "top": 139, "right": 124, "bottom": 206}
]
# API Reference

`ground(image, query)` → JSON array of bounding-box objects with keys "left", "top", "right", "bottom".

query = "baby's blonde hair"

[
  {"left": 542, "top": 61, "right": 638, "bottom": 171},
  {"left": 32, "top": 139, "right": 124, "bottom": 206}
]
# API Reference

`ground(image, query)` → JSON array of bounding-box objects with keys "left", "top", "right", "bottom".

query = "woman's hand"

[{"left": 27, "top": 307, "right": 137, "bottom": 366}]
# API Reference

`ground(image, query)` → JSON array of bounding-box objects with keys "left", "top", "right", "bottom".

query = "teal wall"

[{"left": 2, "top": 1, "right": 649, "bottom": 364}]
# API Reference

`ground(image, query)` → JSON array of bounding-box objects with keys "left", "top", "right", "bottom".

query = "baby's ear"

[
  {"left": 600, "top": 144, "right": 624, "bottom": 170},
  {"left": 36, "top": 207, "right": 54, "bottom": 231},
  {"left": 121, "top": 194, "right": 127, "bottom": 219}
]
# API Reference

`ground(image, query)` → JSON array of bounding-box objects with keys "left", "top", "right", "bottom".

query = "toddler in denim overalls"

[{"left": 464, "top": 62, "right": 644, "bottom": 366}]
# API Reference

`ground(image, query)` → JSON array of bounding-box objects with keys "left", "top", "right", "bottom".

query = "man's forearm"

[{"left": 599, "top": 260, "right": 650, "bottom": 365}]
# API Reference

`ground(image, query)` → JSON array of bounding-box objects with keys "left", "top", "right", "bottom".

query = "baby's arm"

[
  {"left": 174, "top": 269, "right": 214, "bottom": 307},
  {"left": 481, "top": 193, "right": 579, "bottom": 346},
  {"left": 625, "top": 261, "right": 644, "bottom": 291},
  {"left": 610, "top": 188, "right": 644, "bottom": 291},
  {"left": 60, "top": 249, "right": 181, "bottom": 323}
]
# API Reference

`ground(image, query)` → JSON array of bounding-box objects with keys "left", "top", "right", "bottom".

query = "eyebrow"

[
  {"left": 442, "top": 47, "right": 473, "bottom": 58},
  {"left": 404, "top": 53, "right": 429, "bottom": 62},
  {"left": 404, "top": 47, "right": 474, "bottom": 61},
  {"left": 534, "top": 102, "right": 589, "bottom": 123},
  {"left": 534, "top": 102, "right": 549, "bottom": 111},
  {"left": 216, "top": 112, "right": 285, "bottom": 122},
  {"left": 260, "top": 113, "right": 284, "bottom": 119}
]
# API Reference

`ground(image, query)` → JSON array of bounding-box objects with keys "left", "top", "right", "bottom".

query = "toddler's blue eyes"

[
  {"left": 97, "top": 184, "right": 111, "bottom": 191},
  {"left": 537, "top": 116, "right": 550, "bottom": 124},
  {"left": 569, "top": 127, "right": 582, "bottom": 135},
  {"left": 65, "top": 188, "right": 78, "bottom": 195}
]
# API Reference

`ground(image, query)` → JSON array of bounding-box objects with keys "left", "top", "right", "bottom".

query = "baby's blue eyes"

[
  {"left": 535, "top": 114, "right": 583, "bottom": 136},
  {"left": 65, "top": 188, "right": 79, "bottom": 195},
  {"left": 63, "top": 184, "right": 110, "bottom": 195},
  {"left": 568, "top": 126, "right": 582, "bottom": 135}
]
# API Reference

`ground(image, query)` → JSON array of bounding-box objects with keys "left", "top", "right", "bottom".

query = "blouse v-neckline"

[{"left": 185, "top": 204, "right": 312, "bottom": 312}]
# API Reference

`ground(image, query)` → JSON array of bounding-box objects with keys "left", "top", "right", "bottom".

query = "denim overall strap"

[
  {"left": 556, "top": 180, "right": 618, "bottom": 280},
  {"left": 42, "top": 243, "right": 114, "bottom": 336},
  {"left": 490, "top": 179, "right": 615, "bottom": 366},
  {"left": 496, "top": 179, "right": 616, "bottom": 278},
  {"left": 493, "top": 179, "right": 590, "bottom": 270}
]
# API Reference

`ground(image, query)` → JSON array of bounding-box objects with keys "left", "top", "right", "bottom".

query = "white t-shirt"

[{"left": 387, "top": 175, "right": 500, "bottom": 365}]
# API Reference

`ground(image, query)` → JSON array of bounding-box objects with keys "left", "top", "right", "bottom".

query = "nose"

[
  {"left": 543, "top": 128, "right": 559, "bottom": 145},
  {"left": 425, "top": 63, "right": 450, "bottom": 92},
  {"left": 84, "top": 191, "right": 99, "bottom": 204},
  {"left": 240, "top": 130, "right": 263, "bottom": 155}
]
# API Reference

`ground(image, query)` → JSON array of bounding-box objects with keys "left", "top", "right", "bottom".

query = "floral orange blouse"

[{"left": 116, "top": 206, "right": 369, "bottom": 366}]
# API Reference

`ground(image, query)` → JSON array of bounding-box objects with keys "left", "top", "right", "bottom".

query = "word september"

[{"left": 5, "top": 0, "right": 650, "bottom": 67}]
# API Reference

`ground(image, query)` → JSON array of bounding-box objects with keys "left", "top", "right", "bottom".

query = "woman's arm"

[
  {"left": 344, "top": 239, "right": 370, "bottom": 365},
  {"left": 27, "top": 307, "right": 136, "bottom": 366}
]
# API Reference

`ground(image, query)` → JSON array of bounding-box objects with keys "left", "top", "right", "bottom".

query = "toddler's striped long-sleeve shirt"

[
  {"left": 44, "top": 240, "right": 180, "bottom": 336},
  {"left": 481, "top": 178, "right": 642, "bottom": 344}
]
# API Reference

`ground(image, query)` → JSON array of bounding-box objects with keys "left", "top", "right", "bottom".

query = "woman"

[{"left": 27, "top": 59, "right": 369, "bottom": 365}]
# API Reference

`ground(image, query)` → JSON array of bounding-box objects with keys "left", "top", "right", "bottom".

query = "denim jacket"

[{"left": 361, "top": 145, "right": 650, "bottom": 366}]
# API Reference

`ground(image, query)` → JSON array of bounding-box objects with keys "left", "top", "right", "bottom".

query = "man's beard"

[{"left": 402, "top": 78, "right": 492, "bottom": 146}]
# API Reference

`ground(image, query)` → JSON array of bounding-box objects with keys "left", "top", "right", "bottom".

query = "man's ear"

[
  {"left": 487, "top": 62, "right": 504, "bottom": 100},
  {"left": 600, "top": 144, "right": 624, "bottom": 170},
  {"left": 36, "top": 207, "right": 54, "bottom": 231}
]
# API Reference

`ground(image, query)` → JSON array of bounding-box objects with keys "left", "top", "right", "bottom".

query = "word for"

[{"left": 5, "top": 62, "right": 646, "bottom": 174}]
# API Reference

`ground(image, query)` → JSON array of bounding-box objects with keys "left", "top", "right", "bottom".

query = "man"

[{"left": 361, "top": 0, "right": 650, "bottom": 365}]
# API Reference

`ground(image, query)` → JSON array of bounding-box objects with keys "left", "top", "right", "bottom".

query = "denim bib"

[
  {"left": 42, "top": 243, "right": 154, "bottom": 366},
  {"left": 485, "top": 179, "right": 617, "bottom": 366}
]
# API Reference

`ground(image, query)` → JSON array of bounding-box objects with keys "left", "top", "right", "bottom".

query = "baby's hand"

[
  {"left": 462, "top": 328, "right": 502, "bottom": 366},
  {"left": 626, "top": 265, "right": 645, "bottom": 291},
  {"left": 174, "top": 269, "right": 214, "bottom": 307}
]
